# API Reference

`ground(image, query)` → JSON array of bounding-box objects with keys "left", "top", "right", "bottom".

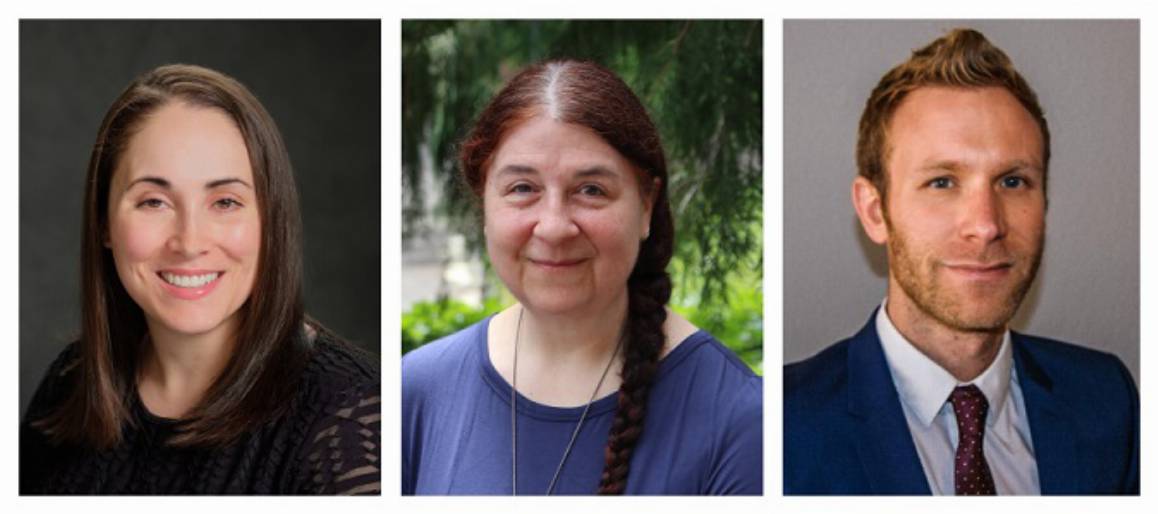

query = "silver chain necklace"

[{"left": 510, "top": 307, "right": 624, "bottom": 495}]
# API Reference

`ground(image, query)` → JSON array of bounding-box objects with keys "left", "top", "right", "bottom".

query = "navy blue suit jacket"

[{"left": 784, "top": 311, "right": 1139, "bottom": 495}]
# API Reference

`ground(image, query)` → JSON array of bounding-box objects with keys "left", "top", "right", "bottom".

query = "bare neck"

[
  {"left": 489, "top": 294, "right": 629, "bottom": 407},
  {"left": 137, "top": 319, "right": 238, "bottom": 418},
  {"left": 885, "top": 286, "right": 1004, "bottom": 383}
]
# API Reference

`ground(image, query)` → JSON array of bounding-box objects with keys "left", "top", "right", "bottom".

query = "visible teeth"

[{"left": 161, "top": 272, "right": 219, "bottom": 288}]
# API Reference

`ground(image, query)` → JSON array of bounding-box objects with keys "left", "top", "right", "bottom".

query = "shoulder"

[
  {"left": 659, "top": 331, "right": 762, "bottom": 435},
  {"left": 299, "top": 330, "right": 380, "bottom": 400},
  {"left": 1013, "top": 332, "right": 1138, "bottom": 493},
  {"left": 23, "top": 342, "right": 82, "bottom": 421},
  {"left": 290, "top": 330, "right": 381, "bottom": 494},
  {"left": 401, "top": 318, "right": 487, "bottom": 394},
  {"left": 784, "top": 336, "right": 853, "bottom": 410},
  {"left": 1013, "top": 332, "right": 1137, "bottom": 401},
  {"left": 656, "top": 331, "right": 762, "bottom": 494},
  {"left": 1014, "top": 332, "right": 1129, "bottom": 371},
  {"left": 663, "top": 330, "right": 761, "bottom": 400}
]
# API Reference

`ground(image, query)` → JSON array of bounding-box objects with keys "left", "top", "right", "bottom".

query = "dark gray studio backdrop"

[
  {"left": 784, "top": 20, "right": 1139, "bottom": 382},
  {"left": 19, "top": 20, "right": 381, "bottom": 414}
]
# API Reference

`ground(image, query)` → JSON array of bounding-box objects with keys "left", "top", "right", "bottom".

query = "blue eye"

[
  {"left": 1002, "top": 176, "right": 1027, "bottom": 188},
  {"left": 929, "top": 177, "right": 953, "bottom": 189},
  {"left": 509, "top": 183, "right": 535, "bottom": 194}
]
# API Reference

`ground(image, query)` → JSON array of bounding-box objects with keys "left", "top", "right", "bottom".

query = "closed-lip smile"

[
  {"left": 942, "top": 261, "right": 1012, "bottom": 279},
  {"left": 528, "top": 257, "right": 587, "bottom": 268}
]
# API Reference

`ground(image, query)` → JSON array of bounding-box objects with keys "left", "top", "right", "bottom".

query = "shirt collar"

[{"left": 875, "top": 299, "right": 1013, "bottom": 427}]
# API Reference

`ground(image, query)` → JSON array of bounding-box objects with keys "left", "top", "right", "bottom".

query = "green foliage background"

[{"left": 402, "top": 20, "right": 763, "bottom": 373}]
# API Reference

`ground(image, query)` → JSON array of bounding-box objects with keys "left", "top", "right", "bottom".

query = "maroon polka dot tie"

[{"left": 950, "top": 385, "right": 997, "bottom": 495}]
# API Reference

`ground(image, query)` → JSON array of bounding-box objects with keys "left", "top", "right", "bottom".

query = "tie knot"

[{"left": 949, "top": 384, "right": 989, "bottom": 429}]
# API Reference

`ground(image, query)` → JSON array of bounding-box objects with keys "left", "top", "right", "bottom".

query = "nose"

[
  {"left": 531, "top": 195, "right": 580, "bottom": 243},
  {"left": 958, "top": 187, "right": 1006, "bottom": 243},
  {"left": 166, "top": 209, "right": 209, "bottom": 258}
]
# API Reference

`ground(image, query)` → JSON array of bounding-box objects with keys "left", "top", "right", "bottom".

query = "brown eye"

[
  {"left": 578, "top": 184, "right": 606, "bottom": 196},
  {"left": 214, "top": 198, "right": 243, "bottom": 210}
]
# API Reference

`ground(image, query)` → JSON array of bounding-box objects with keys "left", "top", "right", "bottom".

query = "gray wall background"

[
  {"left": 20, "top": 20, "right": 381, "bottom": 414},
  {"left": 784, "top": 19, "right": 1139, "bottom": 383}
]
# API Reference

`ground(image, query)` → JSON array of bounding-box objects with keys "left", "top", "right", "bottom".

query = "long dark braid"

[
  {"left": 598, "top": 225, "right": 672, "bottom": 493},
  {"left": 460, "top": 59, "right": 675, "bottom": 495}
]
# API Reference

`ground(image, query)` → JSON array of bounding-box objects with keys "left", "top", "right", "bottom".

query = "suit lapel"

[
  {"left": 1012, "top": 334, "right": 1083, "bottom": 494},
  {"left": 847, "top": 313, "right": 931, "bottom": 494}
]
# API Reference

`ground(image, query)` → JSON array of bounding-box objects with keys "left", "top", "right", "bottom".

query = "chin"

[
  {"left": 934, "top": 301, "right": 1019, "bottom": 333},
  {"left": 147, "top": 308, "right": 240, "bottom": 338},
  {"left": 519, "top": 291, "right": 592, "bottom": 316}
]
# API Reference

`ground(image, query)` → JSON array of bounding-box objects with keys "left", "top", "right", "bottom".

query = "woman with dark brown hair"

[
  {"left": 401, "top": 59, "right": 762, "bottom": 495},
  {"left": 20, "top": 64, "right": 380, "bottom": 495}
]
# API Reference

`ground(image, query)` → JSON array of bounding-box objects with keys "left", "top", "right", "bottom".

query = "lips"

[
  {"left": 941, "top": 261, "right": 1013, "bottom": 280},
  {"left": 528, "top": 257, "right": 588, "bottom": 269}
]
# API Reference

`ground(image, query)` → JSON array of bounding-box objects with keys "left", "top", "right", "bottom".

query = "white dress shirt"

[{"left": 875, "top": 300, "right": 1041, "bottom": 495}]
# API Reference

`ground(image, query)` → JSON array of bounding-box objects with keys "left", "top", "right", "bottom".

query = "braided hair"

[{"left": 459, "top": 59, "right": 674, "bottom": 494}]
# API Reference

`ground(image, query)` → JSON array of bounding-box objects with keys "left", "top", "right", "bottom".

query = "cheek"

[
  {"left": 219, "top": 215, "right": 262, "bottom": 264},
  {"left": 584, "top": 214, "right": 640, "bottom": 261},
  {"left": 482, "top": 206, "right": 532, "bottom": 258},
  {"left": 889, "top": 198, "right": 950, "bottom": 245},
  {"left": 108, "top": 215, "right": 167, "bottom": 264},
  {"left": 1011, "top": 201, "right": 1046, "bottom": 231}
]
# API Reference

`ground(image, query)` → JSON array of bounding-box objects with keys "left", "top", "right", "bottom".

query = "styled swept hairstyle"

[
  {"left": 35, "top": 64, "right": 312, "bottom": 449},
  {"left": 459, "top": 59, "right": 675, "bottom": 495},
  {"left": 856, "top": 28, "right": 1051, "bottom": 200}
]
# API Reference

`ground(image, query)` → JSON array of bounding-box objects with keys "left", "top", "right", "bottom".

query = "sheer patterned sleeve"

[{"left": 296, "top": 377, "right": 381, "bottom": 495}]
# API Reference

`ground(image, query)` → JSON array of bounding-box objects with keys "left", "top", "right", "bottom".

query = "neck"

[
  {"left": 519, "top": 293, "right": 628, "bottom": 363},
  {"left": 138, "top": 318, "right": 239, "bottom": 418},
  {"left": 885, "top": 287, "right": 1004, "bottom": 383},
  {"left": 490, "top": 291, "right": 629, "bottom": 407}
]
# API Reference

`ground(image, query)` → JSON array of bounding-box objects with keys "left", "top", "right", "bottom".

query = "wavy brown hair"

[
  {"left": 459, "top": 59, "right": 674, "bottom": 494},
  {"left": 857, "top": 28, "right": 1051, "bottom": 201},
  {"left": 34, "top": 64, "right": 312, "bottom": 449}
]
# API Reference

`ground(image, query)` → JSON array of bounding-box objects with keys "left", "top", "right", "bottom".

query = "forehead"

[
  {"left": 487, "top": 116, "right": 635, "bottom": 180},
  {"left": 114, "top": 101, "right": 252, "bottom": 187},
  {"left": 886, "top": 86, "right": 1044, "bottom": 176}
]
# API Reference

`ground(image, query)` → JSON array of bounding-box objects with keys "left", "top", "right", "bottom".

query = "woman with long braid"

[{"left": 402, "top": 59, "right": 762, "bottom": 495}]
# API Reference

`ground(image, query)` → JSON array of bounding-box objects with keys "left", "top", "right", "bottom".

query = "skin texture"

[
  {"left": 482, "top": 115, "right": 659, "bottom": 406},
  {"left": 852, "top": 86, "right": 1046, "bottom": 381},
  {"left": 106, "top": 101, "right": 260, "bottom": 417}
]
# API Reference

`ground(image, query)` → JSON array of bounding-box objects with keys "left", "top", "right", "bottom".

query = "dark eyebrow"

[
  {"left": 494, "top": 164, "right": 538, "bottom": 178},
  {"left": 574, "top": 166, "right": 620, "bottom": 180},
  {"left": 126, "top": 176, "right": 252, "bottom": 190},
  {"left": 206, "top": 178, "right": 252, "bottom": 189},
  {"left": 128, "top": 176, "right": 171, "bottom": 189},
  {"left": 494, "top": 164, "right": 621, "bottom": 180}
]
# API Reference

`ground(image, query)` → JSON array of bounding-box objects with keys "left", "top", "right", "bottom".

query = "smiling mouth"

[
  {"left": 529, "top": 258, "right": 587, "bottom": 268},
  {"left": 942, "top": 262, "right": 1013, "bottom": 278},
  {"left": 158, "top": 271, "right": 223, "bottom": 288}
]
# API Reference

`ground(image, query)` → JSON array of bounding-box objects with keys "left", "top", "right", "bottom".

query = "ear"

[{"left": 852, "top": 176, "right": 889, "bottom": 245}]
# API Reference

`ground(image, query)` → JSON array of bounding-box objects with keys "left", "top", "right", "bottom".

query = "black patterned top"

[{"left": 20, "top": 332, "right": 381, "bottom": 495}]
